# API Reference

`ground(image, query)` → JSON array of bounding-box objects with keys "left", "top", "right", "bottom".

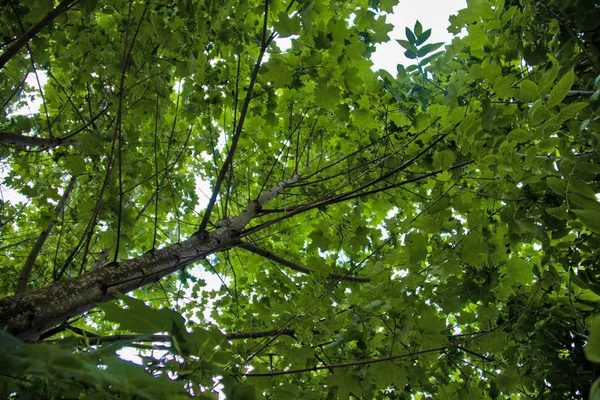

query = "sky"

[{"left": 372, "top": 0, "right": 466, "bottom": 72}]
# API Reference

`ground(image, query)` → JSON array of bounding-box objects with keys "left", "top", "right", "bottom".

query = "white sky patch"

[
  {"left": 376, "top": 206, "right": 399, "bottom": 240},
  {"left": 174, "top": 78, "right": 183, "bottom": 94},
  {"left": 195, "top": 176, "right": 213, "bottom": 212},
  {"left": 274, "top": 35, "right": 297, "bottom": 52},
  {"left": 372, "top": 0, "right": 467, "bottom": 73},
  {"left": 0, "top": 166, "right": 27, "bottom": 204},
  {"left": 9, "top": 72, "right": 48, "bottom": 117},
  {"left": 3, "top": 72, "right": 48, "bottom": 205}
]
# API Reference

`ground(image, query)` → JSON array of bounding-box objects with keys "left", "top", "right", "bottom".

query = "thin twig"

[{"left": 238, "top": 241, "right": 369, "bottom": 283}]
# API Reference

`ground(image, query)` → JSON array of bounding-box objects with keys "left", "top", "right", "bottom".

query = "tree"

[{"left": 1, "top": 0, "right": 600, "bottom": 398}]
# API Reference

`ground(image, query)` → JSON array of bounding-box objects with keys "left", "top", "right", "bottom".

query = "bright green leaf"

[
  {"left": 547, "top": 68, "right": 575, "bottom": 107},
  {"left": 274, "top": 12, "right": 301, "bottom": 38}
]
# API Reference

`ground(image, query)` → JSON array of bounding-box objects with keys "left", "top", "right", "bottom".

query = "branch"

[
  {"left": 515, "top": 151, "right": 595, "bottom": 160},
  {"left": 198, "top": 0, "right": 274, "bottom": 232},
  {"left": 225, "top": 329, "right": 295, "bottom": 340},
  {"left": 15, "top": 176, "right": 77, "bottom": 294},
  {"left": 0, "top": 131, "right": 80, "bottom": 148},
  {"left": 242, "top": 310, "right": 524, "bottom": 378},
  {"left": 244, "top": 344, "right": 458, "bottom": 377},
  {"left": 562, "top": 90, "right": 595, "bottom": 97},
  {"left": 238, "top": 242, "right": 369, "bottom": 283},
  {"left": 0, "top": 0, "right": 77, "bottom": 70},
  {"left": 244, "top": 160, "right": 474, "bottom": 238},
  {"left": 0, "top": 236, "right": 34, "bottom": 252},
  {"left": 41, "top": 329, "right": 296, "bottom": 345}
]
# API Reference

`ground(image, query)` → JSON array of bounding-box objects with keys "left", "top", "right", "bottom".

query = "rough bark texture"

[
  {"left": 0, "top": 176, "right": 300, "bottom": 341},
  {"left": 1, "top": 227, "right": 233, "bottom": 341}
]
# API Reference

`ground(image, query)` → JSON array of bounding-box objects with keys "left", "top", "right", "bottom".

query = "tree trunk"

[{"left": 0, "top": 226, "right": 236, "bottom": 341}]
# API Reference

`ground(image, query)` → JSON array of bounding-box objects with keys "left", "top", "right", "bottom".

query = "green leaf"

[
  {"left": 416, "top": 42, "right": 444, "bottom": 57},
  {"left": 100, "top": 295, "right": 186, "bottom": 334},
  {"left": 397, "top": 39, "right": 417, "bottom": 52},
  {"left": 415, "top": 28, "right": 431, "bottom": 46},
  {"left": 407, "top": 231, "right": 428, "bottom": 263},
  {"left": 506, "top": 128, "right": 530, "bottom": 143},
  {"left": 404, "top": 50, "right": 418, "bottom": 59},
  {"left": 572, "top": 210, "right": 600, "bottom": 234},
  {"left": 379, "top": 0, "right": 397, "bottom": 13},
  {"left": 585, "top": 316, "right": 600, "bottom": 362},
  {"left": 519, "top": 80, "right": 539, "bottom": 101},
  {"left": 314, "top": 85, "right": 341, "bottom": 107},
  {"left": 405, "top": 27, "right": 417, "bottom": 44},
  {"left": 419, "top": 50, "right": 443, "bottom": 65},
  {"left": 546, "top": 176, "right": 565, "bottom": 195},
  {"left": 309, "top": 229, "right": 332, "bottom": 251},
  {"left": 591, "top": 378, "right": 600, "bottom": 400},
  {"left": 331, "top": 371, "right": 363, "bottom": 399},
  {"left": 0, "top": 330, "right": 23, "bottom": 356},
  {"left": 557, "top": 102, "right": 588, "bottom": 125},
  {"left": 414, "top": 20, "right": 423, "bottom": 37},
  {"left": 273, "top": 12, "right": 301, "bottom": 38},
  {"left": 547, "top": 68, "right": 574, "bottom": 107},
  {"left": 222, "top": 377, "right": 257, "bottom": 400},
  {"left": 433, "top": 150, "right": 456, "bottom": 170},
  {"left": 539, "top": 57, "right": 560, "bottom": 94}
]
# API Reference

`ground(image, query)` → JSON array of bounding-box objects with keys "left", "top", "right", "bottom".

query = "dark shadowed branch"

[{"left": 238, "top": 241, "right": 369, "bottom": 283}]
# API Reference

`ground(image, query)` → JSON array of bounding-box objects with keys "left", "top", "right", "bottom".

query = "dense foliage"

[{"left": 1, "top": 0, "right": 600, "bottom": 398}]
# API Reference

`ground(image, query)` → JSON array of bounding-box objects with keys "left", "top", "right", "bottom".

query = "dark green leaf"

[
  {"left": 397, "top": 39, "right": 417, "bottom": 52},
  {"left": 273, "top": 12, "right": 301, "bottom": 38},
  {"left": 100, "top": 295, "right": 186, "bottom": 334},
  {"left": 416, "top": 42, "right": 444, "bottom": 57},
  {"left": 572, "top": 210, "right": 600, "bottom": 234},
  {"left": 406, "top": 27, "right": 416, "bottom": 44},
  {"left": 414, "top": 20, "right": 423, "bottom": 37},
  {"left": 415, "top": 28, "right": 432, "bottom": 46},
  {"left": 404, "top": 49, "right": 418, "bottom": 59},
  {"left": 547, "top": 68, "right": 574, "bottom": 107},
  {"left": 586, "top": 316, "right": 600, "bottom": 362}
]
